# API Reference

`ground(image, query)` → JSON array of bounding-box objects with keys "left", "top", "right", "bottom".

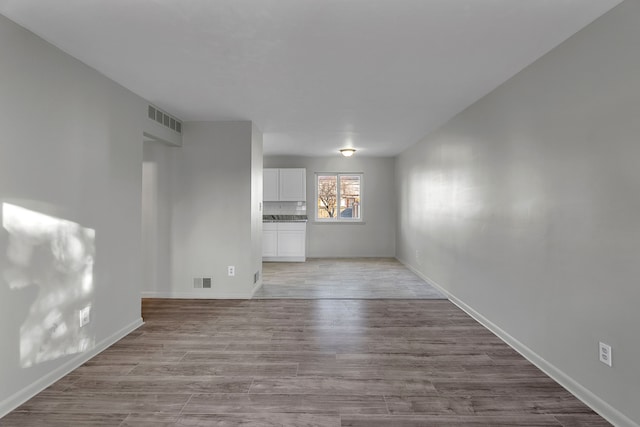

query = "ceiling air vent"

[{"left": 147, "top": 104, "right": 182, "bottom": 134}]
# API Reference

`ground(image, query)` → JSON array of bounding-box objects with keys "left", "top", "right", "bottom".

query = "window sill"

[{"left": 311, "top": 221, "right": 366, "bottom": 225}]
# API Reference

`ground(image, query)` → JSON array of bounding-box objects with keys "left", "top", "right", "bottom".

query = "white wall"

[
  {"left": 142, "top": 141, "right": 175, "bottom": 294},
  {"left": 0, "top": 15, "right": 145, "bottom": 416},
  {"left": 264, "top": 156, "right": 395, "bottom": 258},
  {"left": 142, "top": 121, "right": 262, "bottom": 299},
  {"left": 396, "top": 2, "right": 639, "bottom": 425},
  {"left": 250, "top": 124, "right": 264, "bottom": 292}
]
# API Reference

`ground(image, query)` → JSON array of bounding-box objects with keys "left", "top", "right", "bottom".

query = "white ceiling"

[{"left": 0, "top": 0, "right": 622, "bottom": 157}]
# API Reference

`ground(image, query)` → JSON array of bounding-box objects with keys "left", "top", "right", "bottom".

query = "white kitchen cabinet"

[
  {"left": 262, "top": 223, "right": 278, "bottom": 257},
  {"left": 263, "top": 222, "right": 306, "bottom": 262},
  {"left": 276, "top": 223, "right": 306, "bottom": 257},
  {"left": 263, "top": 169, "right": 279, "bottom": 202},
  {"left": 263, "top": 168, "right": 306, "bottom": 201},
  {"left": 279, "top": 168, "right": 306, "bottom": 201}
]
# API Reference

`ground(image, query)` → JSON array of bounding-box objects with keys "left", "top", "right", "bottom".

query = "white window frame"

[{"left": 315, "top": 173, "right": 363, "bottom": 222}]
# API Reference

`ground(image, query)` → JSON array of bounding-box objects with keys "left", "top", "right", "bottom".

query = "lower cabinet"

[
  {"left": 263, "top": 222, "right": 306, "bottom": 262},
  {"left": 262, "top": 227, "right": 278, "bottom": 257}
]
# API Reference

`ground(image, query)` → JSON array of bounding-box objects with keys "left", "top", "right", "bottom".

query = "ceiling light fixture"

[{"left": 340, "top": 148, "right": 356, "bottom": 157}]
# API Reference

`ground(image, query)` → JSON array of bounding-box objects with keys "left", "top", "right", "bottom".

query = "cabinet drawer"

[
  {"left": 277, "top": 222, "right": 306, "bottom": 231},
  {"left": 263, "top": 222, "right": 278, "bottom": 231}
]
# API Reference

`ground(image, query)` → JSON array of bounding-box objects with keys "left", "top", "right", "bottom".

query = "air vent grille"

[
  {"left": 194, "top": 277, "right": 212, "bottom": 289},
  {"left": 147, "top": 104, "right": 182, "bottom": 134}
]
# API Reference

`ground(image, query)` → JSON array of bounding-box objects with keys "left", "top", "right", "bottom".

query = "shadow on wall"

[{"left": 2, "top": 203, "right": 95, "bottom": 368}]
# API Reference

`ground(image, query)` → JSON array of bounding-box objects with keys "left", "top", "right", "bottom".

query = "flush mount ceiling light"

[{"left": 340, "top": 148, "right": 356, "bottom": 157}]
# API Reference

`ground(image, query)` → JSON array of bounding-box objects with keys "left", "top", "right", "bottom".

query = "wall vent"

[
  {"left": 193, "top": 278, "right": 203, "bottom": 288},
  {"left": 254, "top": 271, "right": 260, "bottom": 284},
  {"left": 148, "top": 104, "right": 182, "bottom": 134},
  {"left": 203, "top": 278, "right": 212, "bottom": 289}
]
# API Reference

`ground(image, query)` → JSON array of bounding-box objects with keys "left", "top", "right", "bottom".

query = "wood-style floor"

[
  {"left": 254, "top": 258, "right": 446, "bottom": 299},
  {"left": 4, "top": 298, "right": 609, "bottom": 426}
]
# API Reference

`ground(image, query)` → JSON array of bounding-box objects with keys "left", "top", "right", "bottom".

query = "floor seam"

[
  {"left": 383, "top": 394, "right": 391, "bottom": 415},
  {"left": 178, "top": 393, "right": 194, "bottom": 416}
]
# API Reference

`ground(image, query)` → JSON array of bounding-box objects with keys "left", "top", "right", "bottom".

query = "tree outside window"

[{"left": 316, "top": 173, "right": 362, "bottom": 221}]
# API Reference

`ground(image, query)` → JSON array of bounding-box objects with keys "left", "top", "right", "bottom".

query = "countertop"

[{"left": 263, "top": 214, "right": 308, "bottom": 223}]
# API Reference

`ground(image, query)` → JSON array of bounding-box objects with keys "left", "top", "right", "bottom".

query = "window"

[{"left": 316, "top": 173, "right": 362, "bottom": 221}]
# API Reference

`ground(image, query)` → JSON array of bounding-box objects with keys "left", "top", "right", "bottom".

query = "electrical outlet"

[
  {"left": 79, "top": 306, "right": 91, "bottom": 327},
  {"left": 228, "top": 266, "right": 235, "bottom": 277},
  {"left": 599, "top": 342, "right": 612, "bottom": 367}
]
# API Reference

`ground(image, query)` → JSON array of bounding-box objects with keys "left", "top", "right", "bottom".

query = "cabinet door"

[
  {"left": 262, "top": 229, "right": 278, "bottom": 257},
  {"left": 277, "top": 229, "right": 306, "bottom": 257},
  {"left": 263, "top": 168, "right": 279, "bottom": 201},
  {"left": 278, "top": 168, "right": 306, "bottom": 201}
]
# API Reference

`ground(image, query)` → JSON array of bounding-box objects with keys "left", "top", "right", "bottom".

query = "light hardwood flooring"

[
  {"left": 4, "top": 298, "right": 609, "bottom": 426},
  {"left": 254, "top": 258, "right": 446, "bottom": 299}
]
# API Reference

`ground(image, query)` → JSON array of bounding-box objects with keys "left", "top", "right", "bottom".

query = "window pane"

[
  {"left": 317, "top": 175, "right": 337, "bottom": 219},
  {"left": 339, "top": 175, "right": 361, "bottom": 219}
]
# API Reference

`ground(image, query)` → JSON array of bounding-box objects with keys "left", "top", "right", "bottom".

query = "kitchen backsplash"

[{"left": 264, "top": 201, "right": 306, "bottom": 215}]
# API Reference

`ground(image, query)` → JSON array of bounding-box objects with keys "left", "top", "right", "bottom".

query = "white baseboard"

[
  {"left": 140, "top": 291, "right": 250, "bottom": 299},
  {"left": 263, "top": 256, "right": 306, "bottom": 262},
  {"left": 0, "top": 317, "right": 143, "bottom": 419},
  {"left": 397, "top": 257, "right": 638, "bottom": 427},
  {"left": 251, "top": 281, "right": 263, "bottom": 298}
]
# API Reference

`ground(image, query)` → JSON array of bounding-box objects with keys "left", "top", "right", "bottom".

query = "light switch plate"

[{"left": 79, "top": 306, "right": 91, "bottom": 327}]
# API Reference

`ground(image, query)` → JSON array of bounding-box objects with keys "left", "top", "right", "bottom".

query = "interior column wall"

[
  {"left": 164, "top": 121, "right": 261, "bottom": 299},
  {"left": 142, "top": 141, "right": 174, "bottom": 295}
]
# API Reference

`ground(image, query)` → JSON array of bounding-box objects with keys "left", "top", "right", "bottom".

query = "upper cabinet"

[
  {"left": 263, "top": 169, "right": 280, "bottom": 201},
  {"left": 264, "top": 168, "right": 306, "bottom": 201},
  {"left": 278, "top": 168, "right": 306, "bottom": 201}
]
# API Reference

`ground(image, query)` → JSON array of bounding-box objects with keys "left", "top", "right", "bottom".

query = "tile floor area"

[{"left": 254, "top": 258, "right": 447, "bottom": 299}]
